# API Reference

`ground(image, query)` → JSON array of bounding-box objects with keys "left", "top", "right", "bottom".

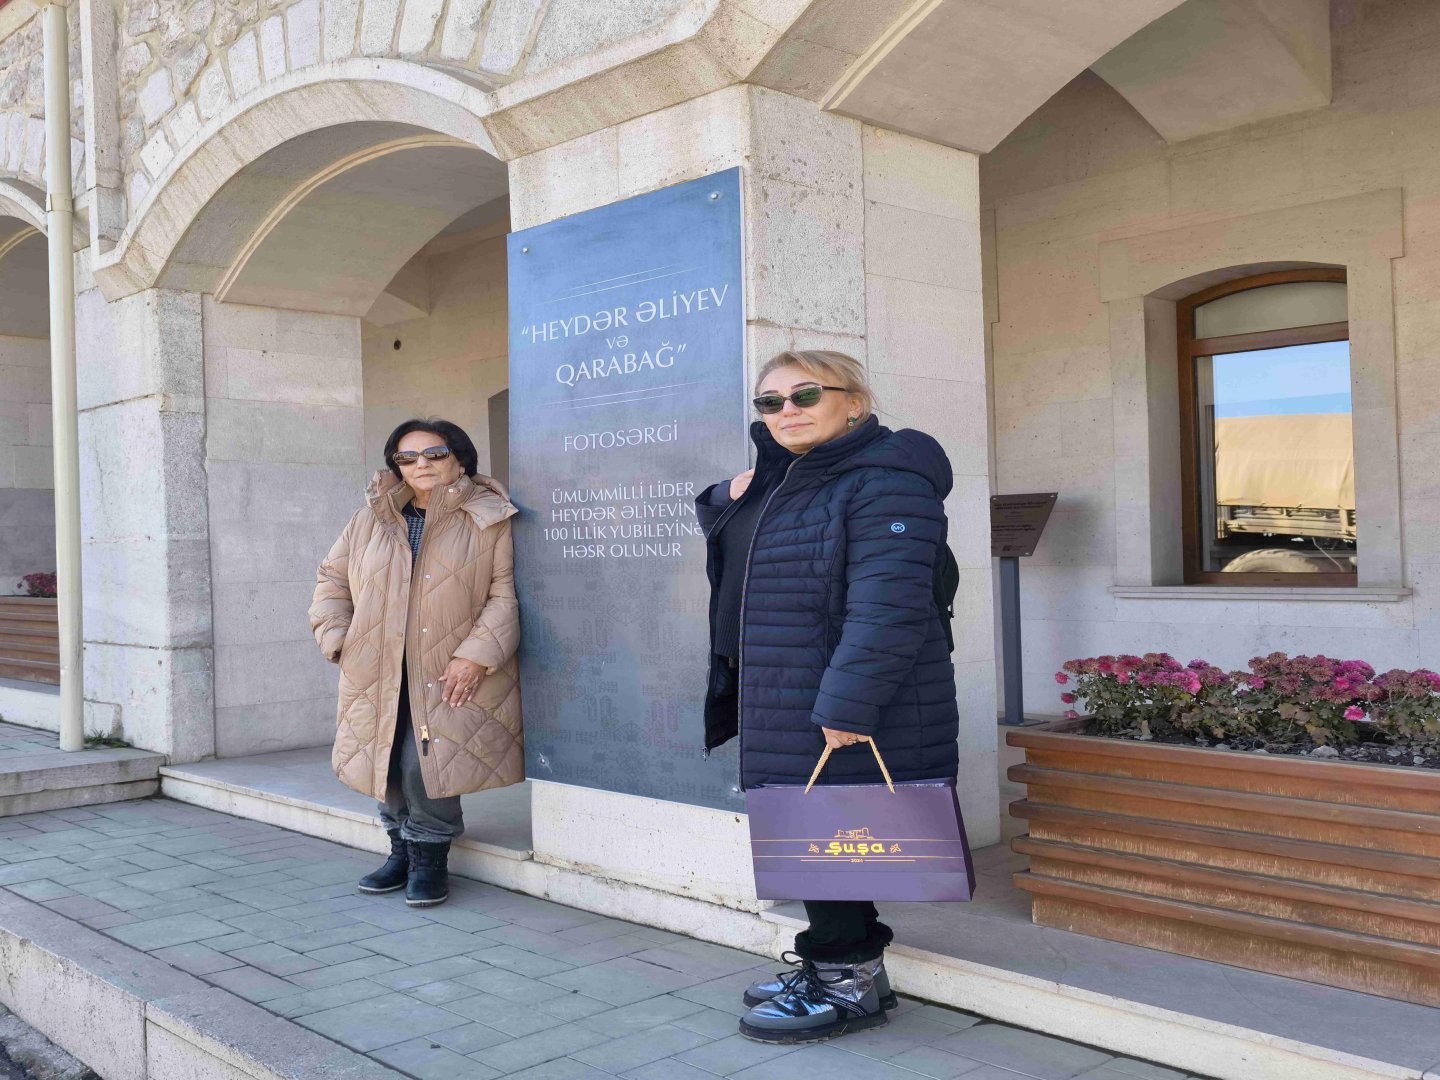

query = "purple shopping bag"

[{"left": 746, "top": 739, "right": 976, "bottom": 902}]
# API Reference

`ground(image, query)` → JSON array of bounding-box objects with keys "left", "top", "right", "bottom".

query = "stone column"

[
  {"left": 75, "top": 274, "right": 214, "bottom": 758},
  {"left": 508, "top": 84, "right": 998, "bottom": 919}
]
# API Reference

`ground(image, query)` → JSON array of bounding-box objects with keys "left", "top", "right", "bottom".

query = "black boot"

[
  {"left": 405, "top": 840, "right": 450, "bottom": 907},
  {"left": 357, "top": 830, "right": 408, "bottom": 894}
]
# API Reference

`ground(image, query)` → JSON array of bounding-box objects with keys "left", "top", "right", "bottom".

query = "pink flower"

[
  {"left": 1060, "top": 693, "right": 1076, "bottom": 704},
  {"left": 1054, "top": 672, "right": 1069, "bottom": 685},
  {"left": 1117, "top": 671, "right": 1131, "bottom": 684},
  {"left": 1344, "top": 705, "right": 1365, "bottom": 721},
  {"left": 1063, "top": 710, "right": 1079, "bottom": 719},
  {"left": 1247, "top": 676, "right": 1266, "bottom": 690}
]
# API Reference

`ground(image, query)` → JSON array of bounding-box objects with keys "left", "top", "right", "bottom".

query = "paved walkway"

[{"left": 0, "top": 798, "right": 1211, "bottom": 1080}]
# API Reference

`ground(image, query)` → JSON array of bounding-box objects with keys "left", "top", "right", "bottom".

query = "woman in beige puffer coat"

[{"left": 310, "top": 418, "right": 522, "bottom": 906}]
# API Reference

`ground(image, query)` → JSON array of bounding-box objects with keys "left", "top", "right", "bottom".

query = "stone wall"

[
  {"left": 0, "top": 6, "right": 85, "bottom": 189},
  {"left": 360, "top": 214, "right": 509, "bottom": 475},
  {"left": 0, "top": 332, "right": 53, "bottom": 593},
  {"left": 115, "top": 0, "right": 687, "bottom": 215},
  {"left": 202, "top": 296, "right": 365, "bottom": 756},
  {"left": 981, "top": 0, "right": 1440, "bottom": 711}
]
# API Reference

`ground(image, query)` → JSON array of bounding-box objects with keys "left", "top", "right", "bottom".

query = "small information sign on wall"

[{"left": 990, "top": 493, "right": 1058, "bottom": 557}]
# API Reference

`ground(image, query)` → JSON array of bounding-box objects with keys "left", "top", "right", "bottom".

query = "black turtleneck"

[{"left": 709, "top": 466, "right": 787, "bottom": 659}]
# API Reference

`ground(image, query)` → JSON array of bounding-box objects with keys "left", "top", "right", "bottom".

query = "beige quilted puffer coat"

[{"left": 309, "top": 469, "right": 523, "bottom": 800}]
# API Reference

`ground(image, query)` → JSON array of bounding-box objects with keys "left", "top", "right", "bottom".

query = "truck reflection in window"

[{"left": 1194, "top": 341, "right": 1355, "bottom": 576}]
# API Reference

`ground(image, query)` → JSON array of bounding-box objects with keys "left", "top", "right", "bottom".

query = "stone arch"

[{"left": 92, "top": 59, "right": 503, "bottom": 302}]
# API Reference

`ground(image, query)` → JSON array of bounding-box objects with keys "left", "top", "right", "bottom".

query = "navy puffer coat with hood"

[{"left": 697, "top": 416, "right": 959, "bottom": 789}]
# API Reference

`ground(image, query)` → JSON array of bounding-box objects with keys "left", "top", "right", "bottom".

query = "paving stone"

[
  {"left": 106, "top": 912, "right": 233, "bottom": 950},
  {"left": 623, "top": 1060, "right": 720, "bottom": 1080},
  {"left": 837, "top": 1012, "right": 969, "bottom": 1061},
  {"left": 901, "top": 1004, "right": 984, "bottom": 1030},
  {"left": 535, "top": 993, "right": 616, "bottom": 1022},
  {"left": 286, "top": 954, "right": 407, "bottom": 989},
  {"left": 676, "top": 1031, "right": 799, "bottom": 1074},
  {"left": 574, "top": 994, "right": 706, "bottom": 1033},
  {"left": 204, "top": 964, "right": 305, "bottom": 1004},
  {"left": 404, "top": 980, "right": 479, "bottom": 1005},
  {"left": 202, "top": 932, "right": 266, "bottom": 952},
  {"left": 543, "top": 935, "right": 655, "bottom": 967},
  {"left": 729, "top": 1042, "right": 933, "bottom": 1078},
  {"left": 305, "top": 943, "right": 373, "bottom": 965},
  {"left": 269, "top": 980, "right": 393, "bottom": 1019},
  {"left": 441, "top": 993, "right": 557, "bottom": 1037},
  {"left": 43, "top": 895, "right": 121, "bottom": 920},
  {"left": 348, "top": 905, "right": 436, "bottom": 932},
  {"left": 506, "top": 1059, "right": 616, "bottom": 1080},
  {"left": 671, "top": 1005, "right": 745, "bottom": 1039},
  {"left": 419, "top": 906, "right": 507, "bottom": 933},
  {"left": 81, "top": 912, "right": 139, "bottom": 929},
  {"left": 373, "top": 1037, "right": 502, "bottom": 1080},
  {"left": 363, "top": 924, "right": 489, "bottom": 964},
  {"left": 475, "top": 924, "right": 575, "bottom": 955},
  {"left": 228, "top": 942, "right": 327, "bottom": 976},
  {"left": 221, "top": 912, "right": 305, "bottom": 940},
  {"left": 0, "top": 859, "right": 80, "bottom": 885},
  {"left": 552, "top": 917, "right": 650, "bottom": 945},
  {"left": 297, "top": 993, "right": 470, "bottom": 1052},
  {"left": 887, "top": 1045, "right": 993, "bottom": 1077},
  {"left": 546, "top": 957, "right": 705, "bottom": 1006},
  {"left": 672, "top": 967, "right": 778, "bottom": 1015},
  {"left": 271, "top": 923, "right": 390, "bottom": 953},
  {"left": 469, "top": 943, "right": 575, "bottom": 977},
  {"left": 429, "top": 1022, "right": 513, "bottom": 1054},
  {"left": 630, "top": 940, "right": 769, "bottom": 980},
  {"left": 1079, "top": 1064, "right": 1189, "bottom": 1080},
  {"left": 471, "top": 1021, "right": 612, "bottom": 1073},
  {"left": 572, "top": 1022, "right": 712, "bottom": 1073},
  {"left": 116, "top": 865, "right": 224, "bottom": 892},
  {"left": 374, "top": 956, "right": 489, "bottom": 990},
  {"left": 214, "top": 886, "right": 311, "bottom": 911},
  {"left": 151, "top": 941, "right": 247, "bottom": 975},
  {"left": 7, "top": 879, "right": 73, "bottom": 901},
  {"left": 934, "top": 1024, "right": 1113, "bottom": 1080},
  {"left": 455, "top": 967, "right": 572, "bottom": 1004}
]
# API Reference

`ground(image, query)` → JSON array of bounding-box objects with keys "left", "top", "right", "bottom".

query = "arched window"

[{"left": 1178, "top": 269, "right": 1354, "bottom": 585}]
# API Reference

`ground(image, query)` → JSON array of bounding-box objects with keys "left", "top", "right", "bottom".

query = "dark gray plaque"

[
  {"left": 991, "top": 493, "right": 1057, "bottom": 557},
  {"left": 508, "top": 168, "right": 746, "bottom": 811}
]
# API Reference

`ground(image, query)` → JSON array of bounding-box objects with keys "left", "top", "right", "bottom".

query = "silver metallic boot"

[
  {"left": 743, "top": 952, "right": 897, "bottom": 1010},
  {"left": 738, "top": 957, "right": 888, "bottom": 1043}
]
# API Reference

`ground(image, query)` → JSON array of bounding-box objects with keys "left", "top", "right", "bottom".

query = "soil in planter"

[{"left": 1081, "top": 722, "right": 1440, "bottom": 770}]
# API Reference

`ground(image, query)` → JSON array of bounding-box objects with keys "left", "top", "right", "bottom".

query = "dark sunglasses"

[
  {"left": 392, "top": 445, "right": 452, "bottom": 466},
  {"left": 752, "top": 385, "right": 849, "bottom": 414}
]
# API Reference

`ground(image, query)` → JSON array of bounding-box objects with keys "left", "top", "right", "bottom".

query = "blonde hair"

[{"left": 754, "top": 350, "right": 876, "bottom": 421}]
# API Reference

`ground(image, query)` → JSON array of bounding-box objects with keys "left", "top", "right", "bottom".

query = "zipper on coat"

[
  {"left": 420, "top": 724, "right": 430, "bottom": 756},
  {"left": 406, "top": 487, "right": 450, "bottom": 776},
  {"left": 733, "top": 458, "right": 800, "bottom": 785}
]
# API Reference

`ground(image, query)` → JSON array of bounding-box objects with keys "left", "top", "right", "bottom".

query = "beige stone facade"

[{"left": 0, "top": 0, "right": 1436, "bottom": 979}]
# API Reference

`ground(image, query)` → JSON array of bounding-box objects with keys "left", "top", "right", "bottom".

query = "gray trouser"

[{"left": 378, "top": 664, "right": 464, "bottom": 844}]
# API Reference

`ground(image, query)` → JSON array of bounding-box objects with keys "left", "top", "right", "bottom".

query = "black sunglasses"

[
  {"left": 392, "top": 445, "right": 452, "bottom": 466},
  {"left": 752, "top": 385, "right": 849, "bottom": 414}
]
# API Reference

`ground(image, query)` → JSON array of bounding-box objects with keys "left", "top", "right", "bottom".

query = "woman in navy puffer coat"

[{"left": 696, "top": 350, "right": 959, "bottom": 1044}]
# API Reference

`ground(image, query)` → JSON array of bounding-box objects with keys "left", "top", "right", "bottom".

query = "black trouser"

[{"left": 795, "top": 900, "right": 892, "bottom": 964}]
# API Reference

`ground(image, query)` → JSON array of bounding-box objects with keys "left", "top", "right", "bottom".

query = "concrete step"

[{"left": 0, "top": 722, "right": 162, "bottom": 816}]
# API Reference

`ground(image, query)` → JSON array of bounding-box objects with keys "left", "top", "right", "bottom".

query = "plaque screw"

[
  {"left": 521, "top": 245, "right": 530, "bottom": 253},
  {"left": 709, "top": 192, "right": 720, "bottom": 200},
  {"left": 730, "top": 786, "right": 740, "bottom": 793}
]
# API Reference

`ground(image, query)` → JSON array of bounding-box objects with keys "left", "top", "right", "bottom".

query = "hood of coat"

[
  {"left": 365, "top": 469, "right": 518, "bottom": 531},
  {"left": 748, "top": 417, "right": 953, "bottom": 499}
]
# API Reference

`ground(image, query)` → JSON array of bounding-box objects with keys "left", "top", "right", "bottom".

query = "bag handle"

[{"left": 804, "top": 736, "right": 895, "bottom": 795}]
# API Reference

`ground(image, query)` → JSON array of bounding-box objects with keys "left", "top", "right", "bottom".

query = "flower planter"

[
  {"left": 0, "top": 596, "right": 59, "bottom": 685},
  {"left": 1007, "top": 719, "right": 1440, "bottom": 1007}
]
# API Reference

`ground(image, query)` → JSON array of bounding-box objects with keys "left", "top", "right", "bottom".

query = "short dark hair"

[{"left": 383, "top": 418, "right": 480, "bottom": 481}]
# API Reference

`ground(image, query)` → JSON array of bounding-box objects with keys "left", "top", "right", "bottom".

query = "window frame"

[{"left": 1176, "top": 268, "right": 1353, "bottom": 587}]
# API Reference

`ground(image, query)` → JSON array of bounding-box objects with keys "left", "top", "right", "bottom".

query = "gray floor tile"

[
  {"left": 201, "top": 932, "right": 265, "bottom": 952},
  {"left": 470, "top": 1022, "right": 612, "bottom": 1073},
  {"left": 455, "top": 967, "right": 571, "bottom": 1004},
  {"left": 348, "top": 905, "right": 436, "bottom": 932},
  {"left": 271, "top": 923, "right": 390, "bottom": 953},
  {"left": 43, "top": 895, "right": 121, "bottom": 920},
  {"left": 227, "top": 942, "right": 326, "bottom": 976},
  {"left": 203, "top": 965, "right": 304, "bottom": 1004},
  {"left": 269, "top": 979, "right": 393, "bottom": 1019},
  {"left": 1094, "top": 1061, "right": 1189, "bottom": 1080},
  {"left": 572, "top": 1023, "right": 712, "bottom": 1073},
  {"left": 470, "top": 944, "right": 575, "bottom": 977},
  {"left": 675, "top": 1032, "right": 798, "bottom": 1075},
  {"left": 372, "top": 1037, "right": 501, "bottom": 1080},
  {"left": 573, "top": 994, "right": 706, "bottom": 1034},
  {"left": 430, "top": 1022, "right": 513, "bottom": 1055},
  {"left": 672, "top": 968, "right": 778, "bottom": 1016},
  {"left": 115, "top": 865, "right": 224, "bottom": 892},
  {"left": 405, "top": 980, "right": 481, "bottom": 1006},
  {"left": 933, "top": 1025, "right": 1113, "bottom": 1080},
  {"left": 1074, "top": 1067, "right": 1187, "bottom": 1080},
  {"left": 304, "top": 943, "right": 373, "bottom": 965},
  {"left": 296, "top": 993, "right": 470, "bottom": 1052},
  {"left": 900, "top": 1004, "right": 984, "bottom": 1031},
  {"left": 441, "top": 993, "right": 558, "bottom": 1037},
  {"left": 832, "top": 1013, "right": 963, "bottom": 1061},
  {"left": 8, "top": 879, "right": 73, "bottom": 901},
  {"left": 150, "top": 941, "right": 247, "bottom": 975},
  {"left": 886, "top": 1046, "right": 989, "bottom": 1078},
  {"left": 543, "top": 936, "right": 654, "bottom": 968},
  {"left": 418, "top": 906, "right": 507, "bottom": 933},
  {"left": 286, "top": 953, "right": 406, "bottom": 989},
  {"left": 506, "top": 1059, "right": 616, "bottom": 1080},
  {"left": 671, "top": 1006, "right": 744, "bottom": 1040},
  {"left": 475, "top": 924, "right": 575, "bottom": 955},
  {"left": 536, "top": 994, "right": 616, "bottom": 1022},
  {"left": 364, "top": 924, "right": 490, "bottom": 964},
  {"left": 546, "top": 957, "right": 705, "bottom": 1006},
  {"left": 729, "top": 1043, "right": 929, "bottom": 1079},
  {"left": 106, "top": 912, "right": 234, "bottom": 951},
  {"left": 623, "top": 1060, "right": 719, "bottom": 1080},
  {"left": 628, "top": 940, "right": 765, "bottom": 981},
  {"left": 374, "top": 955, "right": 490, "bottom": 990}
]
